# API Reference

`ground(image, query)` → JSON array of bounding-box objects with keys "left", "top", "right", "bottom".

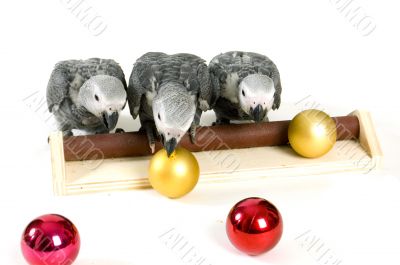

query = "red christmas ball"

[
  {"left": 21, "top": 214, "right": 80, "bottom": 265},
  {"left": 226, "top": 197, "right": 283, "bottom": 255}
]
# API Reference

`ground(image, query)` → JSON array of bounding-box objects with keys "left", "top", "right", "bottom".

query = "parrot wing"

[
  {"left": 46, "top": 62, "right": 72, "bottom": 113},
  {"left": 127, "top": 52, "right": 167, "bottom": 119}
]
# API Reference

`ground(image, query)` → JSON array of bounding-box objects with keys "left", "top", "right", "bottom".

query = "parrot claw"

[
  {"left": 115, "top": 128, "right": 125, "bottom": 133},
  {"left": 142, "top": 121, "right": 158, "bottom": 154},
  {"left": 150, "top": 142, "right": 155, "bottom": 154}
]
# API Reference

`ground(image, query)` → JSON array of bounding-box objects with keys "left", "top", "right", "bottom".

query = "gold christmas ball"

[
  {"left": 288, "top": 109, "right": 337, "bottom": 158},
  {"left": 148, "top": 147, "right": 200, "bottom": 198}
]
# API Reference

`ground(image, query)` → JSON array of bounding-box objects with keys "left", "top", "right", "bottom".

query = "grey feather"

[
  {"left": 209, "top": 51, "right": 282, "bottom": 123},
  {"left": 127, "top": 52, "right": 216, "bottom": 117},
  {"left": 47, "top": 58, "right": 127, "bottom": 135},
  {"left": 127, "top": 52, "right": 213, "bottom": 153}
]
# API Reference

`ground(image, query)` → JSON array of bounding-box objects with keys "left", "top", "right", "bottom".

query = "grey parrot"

[
  {"left": 209, "top": 51, "right": 282, "bottom": 124},
  {"left": 127, "top": 52, "right": 216, "bottom": 156},
  {"left": 47, "top": 58, "right": 127, "bottom": 136}
]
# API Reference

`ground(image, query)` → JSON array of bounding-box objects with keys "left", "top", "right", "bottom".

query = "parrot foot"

[
  {"left": 62, "top": 130, "right": 73, "bottom": 137},
  {"left": 198, "top": 99, "right": 210, "bottom": 112},
  {"left": 212, "top": 118, "right": 230, "bottom": 126},
  {"left": 141, "top": 122, "right": 158, "bottom": 154},
  {"left": 115, "top": 128, "right": 125, "bottom": 133},
  {"left": 189, "top": 124, "right": 197, "bottom": 144},
  {"left": 95, "top": 129, "right": 109, "bottom": 135}
]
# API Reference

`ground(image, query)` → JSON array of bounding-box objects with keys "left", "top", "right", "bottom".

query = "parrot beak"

[
  {"left": 165, "top": 137, "right": 177, "bottom": 157},
  {"left": 251, "top": 104, "right": 263, "bottom": 122},
  {"left": 102, "top": 111, "right": 119, "bottom": 130}
]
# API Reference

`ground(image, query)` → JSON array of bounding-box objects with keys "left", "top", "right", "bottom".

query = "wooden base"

[{"left": 49, "top": 110, "right": 383, "bottom": 196}]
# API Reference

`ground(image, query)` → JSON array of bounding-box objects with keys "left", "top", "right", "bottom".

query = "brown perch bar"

[{"left": 63, "top": 116, "right": 360, "bottom": 161}]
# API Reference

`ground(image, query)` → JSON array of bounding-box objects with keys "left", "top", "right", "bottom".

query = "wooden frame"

[{"left": 49, "top": 110, "right": 383, "bottom": 196}]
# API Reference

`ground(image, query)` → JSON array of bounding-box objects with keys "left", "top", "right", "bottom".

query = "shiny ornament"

[
  {"left": 21, "top": 214, "right": 80, "bottom": 265},
  {"left": 288, "top": 109, "right": 337, "bottom": 158},
  {"left": 226, "top": 197, "right": 283, "bottom": 255},
  {"left": 149, "top": 147, "right": 199, "bottom": 198}
]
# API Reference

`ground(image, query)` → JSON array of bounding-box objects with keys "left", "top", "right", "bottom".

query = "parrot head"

[
  {"left": 153, "top": 82, "right": 196, "bottom": 157},
  {"left": 78, "top": 75, "right": 127, "bottom": 131},
  {"left": 238, "top": 74, "right": 275, "bottom": 122}
]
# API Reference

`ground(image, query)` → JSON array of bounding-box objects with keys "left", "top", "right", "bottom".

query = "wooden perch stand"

[{"left": 50, "top": 110, "right": 382, "bottom": 196}]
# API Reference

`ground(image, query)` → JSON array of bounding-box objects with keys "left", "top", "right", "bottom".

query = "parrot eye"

[
  {"left": 241, "top": 90, "right": 246, "bottom": 97},
  {"left": 95, "top": 95, "right": 99, "bottom": 101}
]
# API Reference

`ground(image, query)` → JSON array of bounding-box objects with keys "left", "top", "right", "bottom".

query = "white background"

[{"left": 1, "top": 0, "right": 400, "bottom": 264}]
